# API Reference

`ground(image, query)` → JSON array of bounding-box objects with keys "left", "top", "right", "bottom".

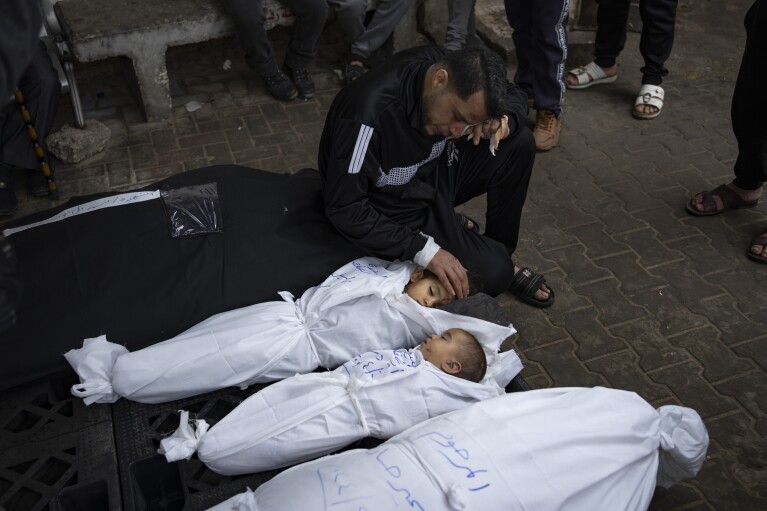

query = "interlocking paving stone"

[
  {"left": 613, "top": 227, "right": 686, "bottom": 268},
  {"left": 628, "top": 286, "right": 710, "bottom": 336},
  {"left": 593, "top": 251, "right": 667, "bottom": 294},
  {"left": 695, "top": 296, "right": 767, "bottom": 346},
  {"left": 715, "top": 372, "right": 767, "bottom": 436},
  {"left": 573, "top": 278, "right": 648, "bottom": 326},
  {"left": 704, "top": 268, "right": 767, "bottom": 319},
  {"left": 649, "top": 361, "right": 740, "bottom": 418},
  {"left": 650, "top": 493, "right": 710, "bottom": 511},
  {"left": 541, "top": 244, "right": 612, "bottom": 285},
  {"left": 550, "top": 307, "right": 628, "bottom": 360},
  {"left": 585, "top": 351, "right": 672, "bottom": 401},
  {"left": 667, "top": 326, "right": 755, "bottom": 383},
  {"left": 588, "top": 199, "right": 649, "bottom": 235},
  {"left": 732, "top": 336, "right": 767, "bottom": 373},
  {"left": 602, "top": 179, "right": 671, "bottom": 213},
  {"left": 610, "top": 319, "right": 691, "bottom": 372},
  {"left": 565, "top": 222, "right": 631, "bottom": 259},
  {"left": 523, "top": 340, "right": 607, "bottom": 388}
]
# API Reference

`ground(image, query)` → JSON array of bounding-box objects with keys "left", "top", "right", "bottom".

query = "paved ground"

[{"left": 3, "top": 1, "right": 766, "bottom": 509}]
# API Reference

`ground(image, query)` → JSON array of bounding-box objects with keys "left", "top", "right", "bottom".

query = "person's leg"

[
  {"left": 279, "top": 0, "right": 328, "bottom": 98},
  {"left": 637, "top": 0, "right": 678, "bottom": 86},
  {"left": 732, "top": 0, "right": 766, "bottom": 193},
  {"left": 446, "top": 0, "right": 477, "bottom": 51},
  {"left": 0, "top": 41, "right": 60, "bottom": 213},
  {"left": 222, "top": 0, "right": 277, "bottom": 76},
  {"left": 280, "top": 0, "right": 327, "bottom": 71},
  {"left": 733, "top": 0, "right": 767, "bottom": 262},
  {"left": 0, "top": 41, "right": 60, "bottom": 172},
  {"left": 526, "top": 0, "right": 569, "bottom": 117},
  {"left": 566, "top": 0, "right": 628, "bottom": 87},
  {"left": 435, "top": 129, "right": 549, "bottom": 299},
  {"left": 510, "top": 0, "right": 569, "bottom": 150},
  {"left": 348, "top": 0, "right": 413, "bottom": 62},
  {"left": 504, "top": 0, "right": 534, "bottom": 99},
  {"left": 222, "top": 0, "right": 298, "bottom": 100},
  {"left": 687, "top": 0, "right": 766, "bottom": 218},
  {"left": 327, "top": 0, "right": 366, "bottom": 48},
  {"left": 593, "top": 0, "right": 631, "bottom": 68}
]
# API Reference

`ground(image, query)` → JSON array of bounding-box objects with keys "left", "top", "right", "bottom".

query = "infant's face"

[
  {"left": 405, "top": 275, "right": 453, "bottom": 308},
  {"left": 418, "top": 329, "right": 466, "bottom": 366}
]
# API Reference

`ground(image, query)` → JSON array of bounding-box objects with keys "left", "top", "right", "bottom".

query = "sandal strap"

[
  {"left": 509, "top": 267, "right": 546, "bottom": 299},
  {"left": 710, "top": 184, "right": 755, "bottom": 209},
  {"left": 569, "top": 61, "right": 608, "bottom": 85},
  {"left": 635, "top": 84, "right": 665, "bottom": 109}
]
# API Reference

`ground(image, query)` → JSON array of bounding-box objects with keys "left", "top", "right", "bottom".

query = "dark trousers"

[
  {"left": 0, "top": 41, "right": 60, "bottom": 170},
  {"left": 374, "top": 129, "right": 536, "bottom": 296},
  {"left": 732, "top": 0, "right": 767, "bottom": 191},
  {"left": 504, "top": 0, "right": 570, "bottom": 116},
  {"left": 593, "top": 0, "right": 678, "bottom": 85},
  {"left": 223, "top": 0, "right": 328, "bottom": 76}
]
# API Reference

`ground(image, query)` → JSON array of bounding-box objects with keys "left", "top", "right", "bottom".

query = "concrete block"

[{"left": 46, "top": 120, "right": 111, "bottom": 163}]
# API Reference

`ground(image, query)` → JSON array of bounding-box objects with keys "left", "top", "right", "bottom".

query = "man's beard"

[{"left": 420, "top": 93, "right": 437, "bottom": 136}]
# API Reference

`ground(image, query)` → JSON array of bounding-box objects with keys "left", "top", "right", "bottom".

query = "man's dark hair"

[{"left": 440, "top": 48, "right": 508, "bottom": 119}]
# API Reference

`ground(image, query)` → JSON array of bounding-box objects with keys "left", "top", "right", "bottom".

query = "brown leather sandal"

[{"left": 686, "top": 184, "right": 759, "bottom": 216}]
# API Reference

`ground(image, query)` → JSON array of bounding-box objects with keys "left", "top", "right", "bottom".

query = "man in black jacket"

[{"left": 319, "top": 46, "right": 553, "bottom": 307}]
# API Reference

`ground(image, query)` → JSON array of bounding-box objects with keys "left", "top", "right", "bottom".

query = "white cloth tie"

[{"left": 158, "top": 410, "right": 210, "bottom": 462}]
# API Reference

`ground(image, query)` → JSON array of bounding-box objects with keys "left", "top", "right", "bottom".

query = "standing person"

[
  {"left": 565, "top": 0, "right": 679, "bottom": 120},
  {"left": 686, "top": 0, "right": 766, "bottom": 264},
  {"left": 444, "top": 0, "right": 478, "bottom": 51},
  {"left": 222, "top": 0, "right": 328, "bottom": 101},
  {"left": 318, "top": 46, "right": 554, "bottom": 308},
  {"left": 504, "top": 0, "right": 570, "bottom": 151},
  {"left": 0, "top": 42, "right": 61, "bottom": 215},
  {"left": 335, "top": 0, "right": 414, "bottom": 84}
]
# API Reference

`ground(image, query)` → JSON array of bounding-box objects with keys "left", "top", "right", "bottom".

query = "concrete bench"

[{"left": 53, "top": 0, "right": 418, "bottom": 121}]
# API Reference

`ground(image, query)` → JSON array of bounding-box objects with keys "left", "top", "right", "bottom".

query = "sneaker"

[
  {"left": 263, "top": 71, "right": 298, "bottom": 102},
  {"left": 533, "top": 110, "right": 561, "bottom": 151},
  {"left": 284, "top": 66, "right": 315, "bottom": 99},
  {"left": 0, "top": 165, "right": 18, "bottom": 216}
]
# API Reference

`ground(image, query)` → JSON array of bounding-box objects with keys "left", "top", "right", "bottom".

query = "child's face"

[
  {"left": 405, "top": 270, "right": 453, "bottom": 308},
  {"left": 418, "top": 329, "right": 467, "bottom": 370}
]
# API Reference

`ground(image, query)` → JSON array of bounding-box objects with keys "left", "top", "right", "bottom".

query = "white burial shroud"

[
  {"left": 63, "top": 257, "right": 515, "bottom": 404},
  {"left": 207, "top": 387, "right": 709, "bottom": 511},
  {"left": 161, "top": 344, "right": 521, "bottom": 475}
]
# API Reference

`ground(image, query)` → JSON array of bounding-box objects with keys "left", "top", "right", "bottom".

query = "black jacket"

[{"left": 318, "top": 45, "right": 528, "bottom": 262}]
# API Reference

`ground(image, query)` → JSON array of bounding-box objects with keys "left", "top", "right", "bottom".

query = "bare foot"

[
  {"left": 634, "top": 103, "right": 659, "bottom": 116},
  {"left": 749, "top": 229, "right": 767, "bottom": 263}
]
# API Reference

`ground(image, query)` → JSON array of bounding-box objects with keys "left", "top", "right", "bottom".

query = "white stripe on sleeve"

[{"left": 348, "top": 124, "right": 373, "bottom": 174}]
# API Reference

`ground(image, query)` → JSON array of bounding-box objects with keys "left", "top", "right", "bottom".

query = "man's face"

[{"left": 421, "top": 88, "right": 488, "bottom": 139}]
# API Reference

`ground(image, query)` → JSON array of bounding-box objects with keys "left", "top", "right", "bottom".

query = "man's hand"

[
  {"left": 466, "top": 115, "right": 510, "bottom": 147},
  {"left": 427, "top": 248, "right": 470, "bottom": 299}
]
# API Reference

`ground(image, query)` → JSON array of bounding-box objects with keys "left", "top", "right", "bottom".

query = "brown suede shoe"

[{"left": 533, "top": 110, "right": 561, "bottom": 151}]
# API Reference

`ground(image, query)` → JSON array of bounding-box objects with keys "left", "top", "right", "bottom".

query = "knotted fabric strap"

[
  {"left": 158, "top": 410, "right": 210, "bottom": 462},
  {"left": 276, "top": 291, "right": 321, "bottom": 364},
  {"left": 71, "top": 379, "right": 116, "bottom": 406},
  {"left": 656, "top": 405, "right": 709, "bottom": 488}
]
